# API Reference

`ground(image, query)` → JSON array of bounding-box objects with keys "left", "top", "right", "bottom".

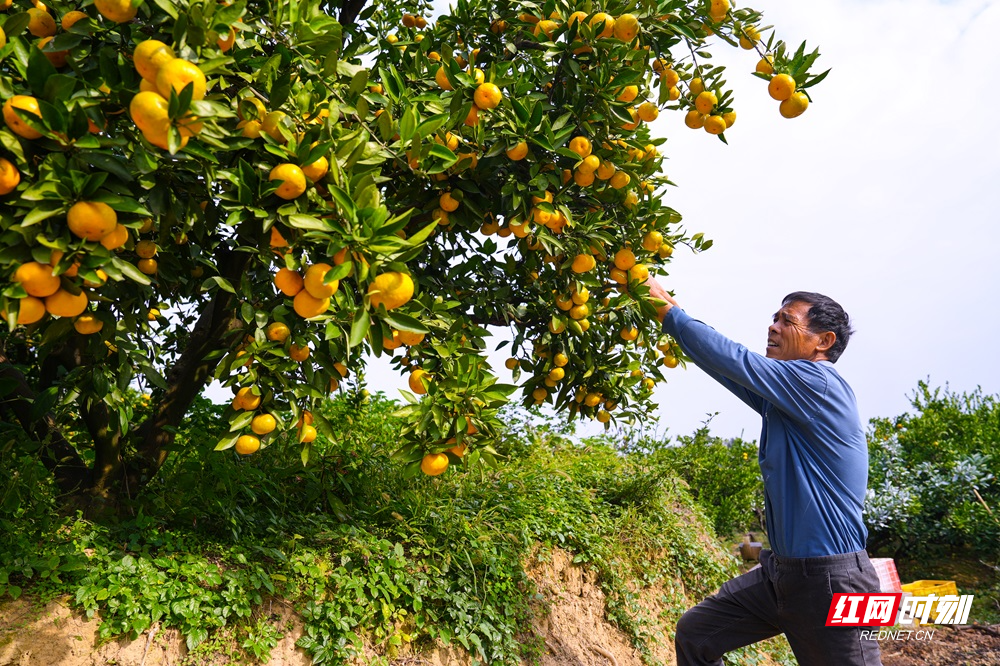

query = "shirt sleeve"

[{"left": 662, "top": 307, "right": 827, "bottom": 424}]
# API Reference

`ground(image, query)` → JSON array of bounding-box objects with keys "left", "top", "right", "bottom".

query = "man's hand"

[{"left": 644, "top": 276, "right": 679, "bottom": 322}]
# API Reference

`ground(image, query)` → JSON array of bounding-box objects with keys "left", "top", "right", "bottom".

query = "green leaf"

[
  {"left": 201, "top": 276, "right": 236, "bottom": 294},
  {"left": 383, "top": 311, "right": 428, "bottom": 334},
  {"left": 349, "top": 309, "right": 370, "bottom": 348},
  {"left": 229, "top": 411, "right": 254, "bottom": 432},
  {"left": 399, "top": 106, "right": 417, "bottom": 143},
  {"left": 112, "top": 257, "right": 152, "bottom": 285},
  {"left": 2, "top": 13, "right": 31, "bottom": 37},
  {"left": 286, "top": 214, "right": 331, "bottom": 231},
  {"left": 214, "top": 433, "right": 239, "bottom": 451}
]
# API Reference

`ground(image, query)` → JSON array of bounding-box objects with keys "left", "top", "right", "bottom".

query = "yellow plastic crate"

[
  {"left": 899, "top": 580, "right": 959, "bottom": 624},
  {"left": 900, "top": 580, "right": 959, "bottom": 597}
]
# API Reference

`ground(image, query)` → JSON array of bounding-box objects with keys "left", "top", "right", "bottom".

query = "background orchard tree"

[{"left": 0, "top": 0, "right": 825, "bottom": 508}]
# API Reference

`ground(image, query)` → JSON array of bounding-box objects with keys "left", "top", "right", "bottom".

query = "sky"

[{"left": 357, "top": 0, "right": 1000, "bottom": 442}]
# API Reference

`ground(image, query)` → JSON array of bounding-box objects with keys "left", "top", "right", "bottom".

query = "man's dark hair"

[{"left": 782, "top": 291, "right": 854, "bottom": 363}]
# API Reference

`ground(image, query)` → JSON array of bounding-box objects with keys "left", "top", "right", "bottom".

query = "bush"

[
  {"left": 866, "top": 382, "right": 1000, "bottom": 558},
  {"left": 2, "top": 396, "right": 796, "bottom": 666},
  {"left": 651, "top": 428, "right": 765, "bottom": 538}
]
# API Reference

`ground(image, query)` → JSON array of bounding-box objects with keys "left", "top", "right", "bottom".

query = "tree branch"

[{"left": 338, "top": 0, "right": 369, "bottom": 28}]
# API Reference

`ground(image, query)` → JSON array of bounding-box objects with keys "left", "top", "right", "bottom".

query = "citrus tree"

[{"left": 0, "top": 0, "right": 826, "bottom": 505}]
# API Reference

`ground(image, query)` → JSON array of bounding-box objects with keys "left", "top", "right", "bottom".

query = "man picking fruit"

[{"left": 646, "top": 277, "right": 881, "bottom": 666}]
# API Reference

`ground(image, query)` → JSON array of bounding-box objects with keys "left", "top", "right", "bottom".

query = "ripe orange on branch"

[
  {"left": 368, "top": 272, "right": 414, "bottom": 310},
  {"left": 3, "top": 96, "right": 43, "bottom": 139},
  {"left": 67, "top": 201, "right": 117, "bottom": 242}
]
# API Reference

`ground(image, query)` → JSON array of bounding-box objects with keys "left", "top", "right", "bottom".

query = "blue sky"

[{"left": 359, "top": 0, "right": 1000, "bottom": 441}]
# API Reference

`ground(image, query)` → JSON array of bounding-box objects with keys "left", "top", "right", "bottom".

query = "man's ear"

[{"left": 816, "top": 331, "right": 836, "bottom": 354}]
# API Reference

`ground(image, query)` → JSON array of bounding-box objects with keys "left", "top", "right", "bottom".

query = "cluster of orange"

[
  {"left": 128, "top": 39, "right": 207, "bottom": 150},
  {"left": 766, "top": 73, "right": 809, "bottom": 118},
  {"left": 229, "top": 386, "right": 316, "bottom": 456},
  {"left": 4, "top": 201, "right": 134, "bottom": 327},
  {"left": 434, "top": 63, "right": 503, "bottom": 127}
]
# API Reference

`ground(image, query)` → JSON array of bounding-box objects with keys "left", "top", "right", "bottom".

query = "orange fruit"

[
  {"left": 269, "top": 163, "right": 307, "bottom": 199},
  {"left": 756, "top": 55, "right": 774, "bottom": 75},
  {"left": 614, "top": 248, "right": 636, "bottom": 270},
  {"left": 274, "top": 268, "right": 304, "bottom": 296},
  {"left": 237, "top": 96, "right": 267, "bottom": 121},
  {"left": 573, "top": 169, "right": 595, "bottom": 187},
  {"left": 571, "top": 253, "right": 596, "bottom": 274},
  {"left": 251, "top": 413, "right": 277, "bottom": 435},
  {"left": 439, "top": 191, "right": 460, "bottom": 212},
  {"left": 609, "top": 171, "right": 630, "bottom": 189},
  {"left": 448, "top": 441, "right": 468, "bottom": 457},
  {"left": 532, "top": 19, "right": 558, "bottom": 39},
  {"left": 14, "top": 261, "right": 61, "bottom": 297},
  {"left": 578, "top": 154, "right": 600, "bottom": 174},
  {"left": 100, "top": 223, "right": 129, "bottom": 250},
  {"left": 613, "top": 14, "right": 639, "bottom": 41},
  {"left": 37, "top": 37, "right": 68, "bottom": 68},
  {"left": 420, "top": 453, "right": 449, "bottom": 476},
  {"left": 629, "top": 263, "right": 649, "bottom": 281},
  {"left": 695, "top": 91, "right": 718, "bottom": 114},
  {"left": 621, "top": 106, "right": 639, "bottom": 131},
  {"left": 45, "top": 289, "right": 88, "bottom": 317},
  {"left": 435, "top": 66, "right": 453, "bottom": 91},
  {"left": 463, "top": 105, "right": 479, "bottom": 126},
  {"left": 642, "top": 231, "right": 663, "bottom": 252},
  {"left": 3, "top": 96, "right": 43, "bottom": 139},
  {"left": 397, "top": 330, "right": 425, "bottom": 346},
  {"left": 473, "top": 83, "right": 502, "bottom": 110},
  {"left": 663, "top": 354, "right": 680, "bottom": 368},
  {"left": 301, "top": 156, "right": 329, "bottom": 183},
  {"left": 684, "top": 110, "right": 706, "bottom": 129},
  {"left": 589, "top": 12, "right": 615, "bottom": 38},
  {"left": 27, "top": 8, "right": 56, "bottom": 37},
  {"left": 61, "top": 10, "right": 88, "bottom": 30},
  {"left": 217, "top": 27, "right": 236, "bottom": 52},
  {"left": 596, "top": 160, "right": 616, "bottom": 180},
  {"left": 266, "top": 321, "right": 290, "bottom": 342},
  {"left": 235, "top": 434, "right": 261, "bottom": 455},
  {"left": 4, "top": 296, "right": 46, "bottom": 325},
  {"left": 156, "top": 59, "right": 207, "bottom": 101},
  {"left": 289, "top": 343, "right": 310, "bottom": 361},
  {"left": 506, "top": 141, "right": 528, "bottom": 161},
  {"left": 568, "top": 135, "right": 592, "bottom": 158},
  {"left": 238, "top": 119, "right": 262, "bottom": 138},
  {"left": 689, "top": 78, "right": 705, "bottom": 96},
  {"left": 137, "top": 258, "right": 158, "bottom": 275},
  {"left": 298, "top": 424, "right": 317, "bottom": 443},
  {"left": 722, "top": 111, "right": 736, "bottom": 127},
  {"left": 779, "top": 92, "right": 809, "bottom": 118},
  {"left": 620, "top": 327, "right": 638, "bottom": 341},
  {"left": 532, "top": 386, "right": 547, "bottom": 401},
  {"left": 129, "top": 91, "right": 170, "bottom": 137},
  {"left": 67, "top": 201, "right": 117, "bottom": 241},
  {"left": 408, "top": 368, "right": 429, "bottom": 394},
  {"left": 135, "top": 240, "right": 157, "bottom": 258},
  {"left": 293, "top": 290, "right": 329, "bottom": 318},
  {"left": 133, "top": 40, "right": 176, "bottom": 82},
  {"left": 0, "top": 157, "right": 21, "bottom": 195},
  {"left": 368, "top": 272, "right": 414, "bottom": 310},
  {"left": 303, "top": 263, "right": 338, "bottom": 298},
  {"left": 234, "top": 387, "right": 261, "bottom": 410},
  {"left": 94, "top": 0, "right": 137, "bottom": 23},
  {"left": 74, "top": 314, "right": 104, "bottom": 334},
  {"left": 637, "top": 102, "right": 659, "bottom": 122},
  {"left": 768, "top": 73, "right": 796, "bottom": 101},
  {"left": 261, "top": 111, "right": 287, "bottom": 142},
  {"left": 704, "top": 115, "right": 727, "bottom": 135},
  {"left": 617, "top": 85, "right": 638, "bottom": 102}
]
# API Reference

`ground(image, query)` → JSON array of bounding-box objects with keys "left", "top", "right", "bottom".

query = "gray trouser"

[{"left": 675, "top": 549, "right": 882, "bottom": 666}]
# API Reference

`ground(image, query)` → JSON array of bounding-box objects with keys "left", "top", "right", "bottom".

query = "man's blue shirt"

[{"left": 662, "top": 307, "right": 869, "bottom": 557}]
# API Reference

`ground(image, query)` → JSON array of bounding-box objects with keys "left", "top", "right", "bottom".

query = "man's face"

[{"left": 766, "top": 301, "right": 827, "bottom": 361}]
